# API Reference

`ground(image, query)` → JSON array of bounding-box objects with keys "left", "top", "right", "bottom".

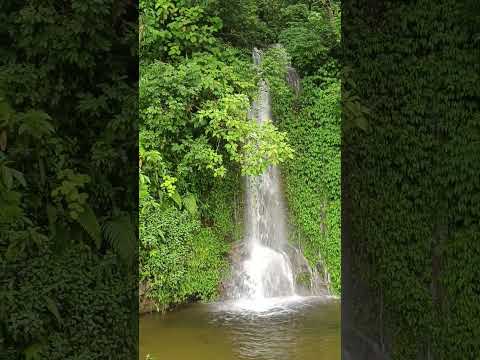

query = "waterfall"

[
  {"left": 241, "top": 165, "right": 296, "bottom": 299},
  {"left": 224, "top": 48, "right": 329, "bottom": 309},
  {"left": 228, "top": 48, "right": 297, "bottom": 303}
]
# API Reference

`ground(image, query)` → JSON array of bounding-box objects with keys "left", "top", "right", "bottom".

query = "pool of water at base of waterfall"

[{"left": 139, "top": 295, "right": 340, "bottom": 360}]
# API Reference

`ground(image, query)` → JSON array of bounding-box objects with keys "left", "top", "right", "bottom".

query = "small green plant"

[{"left": 51, "top": 169, "right": 90, "bottom": 220}]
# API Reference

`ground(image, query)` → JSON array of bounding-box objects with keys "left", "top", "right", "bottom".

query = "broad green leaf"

[
  {"left": 354, "top": 115, "right": 368, "bottom": 132},
  {"left": 103, "top": 215, "right": 136, "bottom": 266},
  {"left": 44, "top": 296, "right": 62, "bottom": 325},
  {"left": 76, "top": 204, "right": 102, "bottom": 249},
  {"left": 183, "top": 194, "right": 198, "bottom": 217},
  {"left": 24, "top": 342, "right": 42, "bottom": 360},
  {"left": 171, "top": 191, "right": 182, "bottom": 207},
  {"left": 11, "top": 168, "right": 26, "bottom": 187},
  {"left": 1, "top": 165, "right": 12, "bottom": 189}
]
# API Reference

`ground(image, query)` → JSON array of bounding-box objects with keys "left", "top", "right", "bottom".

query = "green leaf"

[
  {"left": 44, "top": 296, "right": 62, "bottom": 325},
  {"left": 53, "top": 223, "right": 71, "bottom": 253},
  {"left": 76, "top": 204, "right": 102, "bottom": 249},
  {"left": 0, "top": 99, "right": 13, "bottom": 127},
  {"left": 1, "top": 164, "right": 12, "bottom": 189},
  {"left": 354, "top": 115, "right": 368, "bottom": 131},
  {"left": 5, "top": 238, "right": 22, "bottom": 260},
  {"left": 183, "top": 194, "right": 198, "bottom": 217},
  {"left": 103, "top": 215, "right": 136, "bottom": 266},
  {"left": 46, "top": 203, "right": 57, "bottom": 227},
  {"left": 24, "top": 342, "right": 42, "bottom": 360},
  {"left": 171, "top": 191, "right": 182, "bottom": 207},
  {"left": 11, "top": 168, "right": 26, "bottom": 187},
  {"left": 18, "top": 110, "right": 54, "bottom": 138}
]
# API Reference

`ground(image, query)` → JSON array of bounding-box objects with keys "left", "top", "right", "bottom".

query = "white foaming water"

[{"left": 242, "top": 243, "right": 296, "bottom": 299}]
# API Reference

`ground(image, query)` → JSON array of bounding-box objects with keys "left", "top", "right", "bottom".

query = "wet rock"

[
  {"left": 286, "top": 66, "right": 302, "bottom": 96},
  {"left": 284, "top": 243, "right": 331, "bottom": 296}
]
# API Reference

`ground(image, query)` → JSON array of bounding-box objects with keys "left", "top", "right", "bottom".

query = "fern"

[
  {"left": 18, "top": 110, "right": 55, "bottom": 138},
  {"left": 103, "top": 215, "right": 136, "bottom": 267},
  {"left": 0, "top": 157, "right": 26, "bottom": 190},
  {"left": 76, "top": 204, "right": 102, "bottom": 249}
]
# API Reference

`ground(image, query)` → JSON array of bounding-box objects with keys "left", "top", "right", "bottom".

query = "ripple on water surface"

[{"left": 140, "top": 296, "right": 340, "bottom": 360}]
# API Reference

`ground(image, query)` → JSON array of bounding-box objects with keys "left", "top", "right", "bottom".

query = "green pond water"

[{"left": 139, "top": 296, "right": 340, "bottom": 360}]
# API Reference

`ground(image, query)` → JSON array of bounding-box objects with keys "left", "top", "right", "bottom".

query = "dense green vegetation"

[
  {"left": 0, "top": 0, "right": 137, "bottom": 358},
  {"left": 139, "top": 0, "right": 295, "bottom": 309},
  {"left": 261, "top": 2, "right": 341, "bottom": 294},
  {"left": 139, "top": 0, "right": 343, "bottom": 308},
  {"left": 264, "top": 51, "right": 341, "bottom": 294},
  {"left": 343, "top": 0, "right": 480, "bottom": 358}
]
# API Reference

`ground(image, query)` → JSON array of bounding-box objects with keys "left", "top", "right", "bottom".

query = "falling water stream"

[
  {"left": 139, "top": 48, "right": 340, "bottom": 360},
  {"left": 228, "top": 48, "right": 297, "bottom": 305},
  {"left": 226, "top": 47, "right": 327, "bottom": 308}
]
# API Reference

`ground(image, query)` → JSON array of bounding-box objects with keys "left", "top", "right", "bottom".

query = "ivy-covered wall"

[{"left": 343, "top": 0, "right": 480, "bottom": 358}]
